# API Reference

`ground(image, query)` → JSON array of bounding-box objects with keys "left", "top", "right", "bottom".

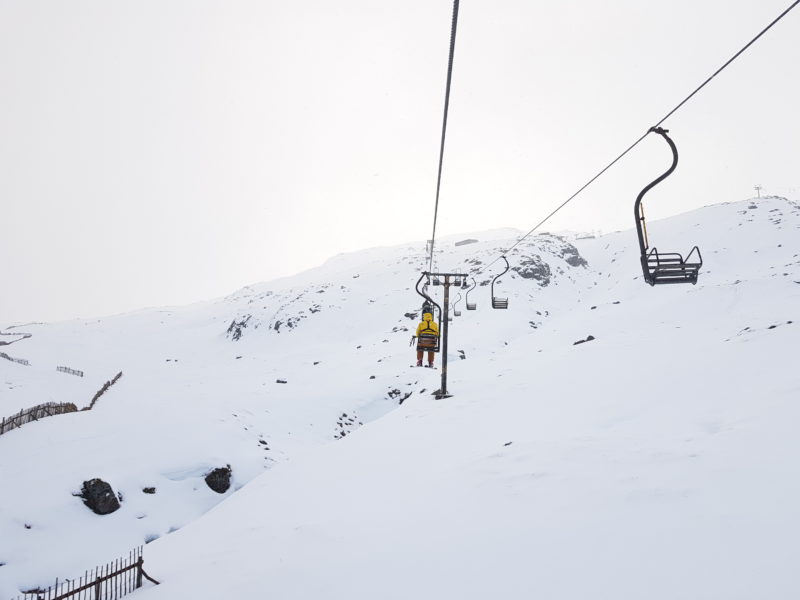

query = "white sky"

[{"left": 2, "top": 0, "right": 798, "bottom": 324}]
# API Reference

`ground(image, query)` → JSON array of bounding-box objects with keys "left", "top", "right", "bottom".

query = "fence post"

[
  {"left": 94, "top": 567, "right": 102, "bottom": 600},
  {"left": 135, "top": 556, "right": 143, "bottom": 589}
]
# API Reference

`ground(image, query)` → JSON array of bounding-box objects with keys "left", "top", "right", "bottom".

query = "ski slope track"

[{"left": 1, "top": 196, "right": 798, "bottom": 599}]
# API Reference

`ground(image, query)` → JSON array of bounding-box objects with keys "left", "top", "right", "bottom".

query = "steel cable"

[{"left": 427, "top": 0, "right": 460, "bottom": 273}]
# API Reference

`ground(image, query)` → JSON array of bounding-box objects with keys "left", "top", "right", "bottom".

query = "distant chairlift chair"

[
  {"left": 491, "top": 256, "right": 510, "bottom": 309},
  {"left": 453, "top": 293, "right": 462, "bottom": 317},
  {"left": 634, "top": 127, "right": 703, "bottom": 285},
  {"left": 465, "top": 278, "right": 477, "bottom": 311}
]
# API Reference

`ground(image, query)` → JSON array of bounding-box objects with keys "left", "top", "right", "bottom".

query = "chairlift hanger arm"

[
  {"left": 634, "top": 127, "right": 677, "bottom": 256},
  {"left": 416, "top": 272, "right": 443, "bottom": 325}
]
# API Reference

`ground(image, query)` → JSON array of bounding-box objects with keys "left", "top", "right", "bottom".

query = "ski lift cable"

[
  {"left": 427, "top": 0, "right": 460, "bottom": 273},
  {"left": 474, "top": 0, "right": 800, "bottom": 277}
]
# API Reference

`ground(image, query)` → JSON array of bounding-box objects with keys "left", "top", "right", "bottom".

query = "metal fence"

[
  {"left": 0, "top": 402, "right": 78, "bottom": 436},
  {"left": 56, "top": 366, "right": 84, "bottom": 377},
  {"left": 13, "top": 546, "right": 159, "bottom": 600}
]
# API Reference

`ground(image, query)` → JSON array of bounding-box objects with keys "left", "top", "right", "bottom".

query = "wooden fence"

[
  {"left": 57, "top": 366, "right": 84, "bottom": 378},
  {"left": 0, "top": 372, "right": 124, "bottom": 436},
  {"left": 0, "top": 403, "right": 78, "bottom": 436},
  {"left": 13, "top": 546, "right": 159, "bottom": 600},
  {"left": 0, "top": 352, "right": 30, "bottom": 366},
  {"left": 84, "top": 372, "right": 123, "bottom": 411}
]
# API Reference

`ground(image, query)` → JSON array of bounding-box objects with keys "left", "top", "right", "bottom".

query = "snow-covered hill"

[{"left": 1, "top": 196, "right": 798, "bottom": 599}]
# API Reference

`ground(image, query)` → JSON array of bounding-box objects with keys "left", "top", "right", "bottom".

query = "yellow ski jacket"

[{"left": 416, "top": 313, "right": 439, "bottom": 337}]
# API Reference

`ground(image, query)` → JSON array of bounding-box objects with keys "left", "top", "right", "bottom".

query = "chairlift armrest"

[{"left": 685, "top": 245, "right": 703, "bottom": 267}]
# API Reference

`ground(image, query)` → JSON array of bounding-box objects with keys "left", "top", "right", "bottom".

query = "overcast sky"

[{"left": 2, "top": 0, "right": 798, "bottom": 324}]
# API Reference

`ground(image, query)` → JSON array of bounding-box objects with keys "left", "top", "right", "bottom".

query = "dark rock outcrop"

[
  {"left": 80, "top": 479, "right": 121, "bottom": 515},
  {"left": 226, "top": 315, "right": 251, "bottom": 341},
  {"left": 511, "top": 255, "right": 552, "bottom": 285},
  {"left": 205, "top": 466, "right": 232, "bottom": 494},
  {"left": 560, "top": 242, "right": 588, "bottom": 267}
]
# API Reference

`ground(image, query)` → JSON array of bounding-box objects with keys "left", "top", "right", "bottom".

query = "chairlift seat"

[
  {"left": 492, "top": 298, "right": 509, "bottom": 309},
  {"left": 417, "top": 333, "right": 439, "bottom": 353},
  {"left": 466, "top": 302, "right": 477, "bottom": 311},
  {"left": 454, "top": 310, "right": 461, "bottom": 317},
  {"left": 643, "top": 247, "right": 702, "bottom": 285}
]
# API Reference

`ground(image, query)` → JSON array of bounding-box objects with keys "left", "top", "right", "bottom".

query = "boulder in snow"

[
  {"left": 205, "top": 466, "right": 232, "bottom": 494},
  {"left": 80, "top": 479, "right": 121, "bottom": 515}
]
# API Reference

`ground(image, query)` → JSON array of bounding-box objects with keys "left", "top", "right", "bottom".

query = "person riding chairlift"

[{"left": 414, "top": 305, "right": 439, "bottom": 368}]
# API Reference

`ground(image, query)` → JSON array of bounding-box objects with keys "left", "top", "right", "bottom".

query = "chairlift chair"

[
  {"left": 491, "top": 256, "right": 510, "bottom": 309},
  {"left": 634, "top": 127, "right": 703, "bottom": 285},
  {"left": 414, "top": 272, "right": 442, "bottom": 352},
  {"left": 465, "top": 278, "right": 477, "bottom": 311},
  {"left": 453, "top": 293, "right": 462, "bottom": 317}
]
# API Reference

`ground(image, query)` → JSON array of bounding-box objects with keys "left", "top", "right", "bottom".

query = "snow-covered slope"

[{"left": 1, "top": 196, "right": 799, "bottom": 599}]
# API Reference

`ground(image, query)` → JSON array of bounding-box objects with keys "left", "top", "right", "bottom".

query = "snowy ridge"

[{"left": 1, "top": 196, "right": 799, "bottom": 599}]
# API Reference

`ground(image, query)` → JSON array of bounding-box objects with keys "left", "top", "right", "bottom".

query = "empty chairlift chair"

[
  {"left": 491, "top": 256, "right": 510, "bottom": 309},
  {"left": 465, "top": 278, "right": 477, "bottom": 310},
  {"left": 634, "top": 127, "right": 703, "bottom": 285},
  {"left": 453, "top": 294, "right": 462, "bottom": 317}
]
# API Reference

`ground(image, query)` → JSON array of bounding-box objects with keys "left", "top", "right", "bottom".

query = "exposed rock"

[
  {"left": 561, "top": 242, "right": 588, "bottom": 267},
  {"left": 205, "top": 466, "right": 232, "bottom": 494},
  {"left": 226, "top": 315, "right": 251, "bottom": 341},
  {"left": 80, "top": 479, "right": 121, "bottom": 515},
  {"left": 455, "top": 238, "right": 478, "bottom": 247},
  {"left": 511, "top": 255, "right": 551, "bottom": 285},
  {"left": 142, "top": 487, "right": 156, "bottom": 495}
]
